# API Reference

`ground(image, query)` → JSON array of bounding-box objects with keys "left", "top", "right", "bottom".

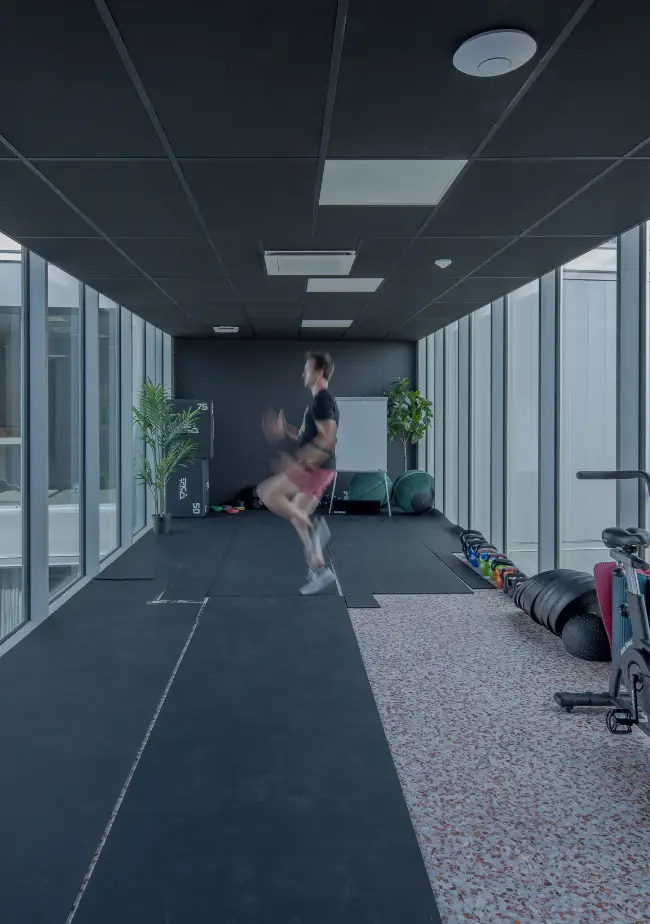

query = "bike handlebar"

[{"left": 577, "top": 470, "right": 650, "bottom": 499}]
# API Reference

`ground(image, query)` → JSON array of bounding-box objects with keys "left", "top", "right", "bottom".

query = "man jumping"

[{"left": 258, "top": 351, "right": 339, "bottom": 596}]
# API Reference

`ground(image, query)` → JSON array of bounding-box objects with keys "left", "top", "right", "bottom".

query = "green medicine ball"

[
  {"left": 394, "top": 470, "right": 435, "bottom": 514},
  {"left": 349, "top": 472, "right": 393, "bottom": 507}
]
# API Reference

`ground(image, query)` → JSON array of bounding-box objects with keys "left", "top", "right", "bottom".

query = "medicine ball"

[{"left": 393, "top": 470, "right": 435, "bottom": 515}]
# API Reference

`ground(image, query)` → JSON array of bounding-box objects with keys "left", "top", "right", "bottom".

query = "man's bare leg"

[
  {"left": 295, "top": 492, "right": 324, "bottom": 569},
  {"left": 258, "top": 474, "right": 312, "bottom": 540}
]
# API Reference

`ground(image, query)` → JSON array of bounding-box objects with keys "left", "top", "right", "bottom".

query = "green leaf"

[
  {"left": 384, "top": 376, "right": 433, "bottom": 469},
  {"left": 132, "top": 380, "right": 200, "bottom": 515}
]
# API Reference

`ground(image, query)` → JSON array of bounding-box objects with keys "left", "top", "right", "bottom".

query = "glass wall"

[
  {"left": 0, "top": 230, "right": 175, "bottom": 650},
  {"left": 424, "top": 225, "right": 647, "bottom": 578},
  {"left": 559, "top": 242, "right": 617, "bottom": 572},
  {"left": 99, "top": 296, "right": 120, "bottom": 560},
  {"left": 0, "top": 234, "right": 25, "bottom": 640},
  {"left": 444, "top": 321, "right": 459, "bottom": 523},
  {"left": 47, "top": 264, "right": 83, "bottom": 599},
  {"left": 505, "top": 282, "right": 540, "bottom": 573},
  {"left": 469, "top": 305, "right": 491, "bottom": 538},
  {"left": 132, "top": 314, "right": 146, "bottom": 535}
]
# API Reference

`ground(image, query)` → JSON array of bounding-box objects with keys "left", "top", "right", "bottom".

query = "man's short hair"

[{"left": 305, "top": 350, "right": 335, "bottom": 381}]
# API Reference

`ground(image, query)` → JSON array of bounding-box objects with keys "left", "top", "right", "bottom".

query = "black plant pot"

[{"left": 152, "top": 514, "right": 172, "bottom": 535}]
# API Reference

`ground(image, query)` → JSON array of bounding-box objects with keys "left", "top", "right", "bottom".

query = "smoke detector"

[
  {"left": 453, "top": 30, "right": 537, "bottom": 78},
  {"left": 435, "top": 258, "right": 452, "bottom": 269}
]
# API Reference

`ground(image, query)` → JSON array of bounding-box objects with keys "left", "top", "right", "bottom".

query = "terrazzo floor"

[{"left": 349, "top": 591, "right": 650, "bottom": 924}]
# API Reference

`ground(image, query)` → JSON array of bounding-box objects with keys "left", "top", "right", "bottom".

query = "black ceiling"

[{"left": 2, "top": 0, "right": 650, "bottom": 341}]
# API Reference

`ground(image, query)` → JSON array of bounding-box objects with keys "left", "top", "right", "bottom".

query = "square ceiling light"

[
  {"left": 302, "top": 319, "right": 353, "bottom": 328},
  {"left": 319, "top": 159, "right": 466, "bottom": 206},
  {"left": 307, "top": 278, "right": 383, "bottom": 293},
  {"left": 264, "top": 250, "right": 356, "bottom": 276}
]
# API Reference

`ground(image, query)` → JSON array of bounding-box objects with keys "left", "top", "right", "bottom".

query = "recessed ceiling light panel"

[
  {"left": 213, "top": 326, "right": 239, "bottom": 334},
  {"left": 264, "top": 250, "right": 356, "bottom": 276},
  {"left": 453, "top": 30, "right": 537, "bottom": 78},
  {"left": 319, "top": 160, "right": 466, "bottom": 206},
  {"left": 435, "top": 258, "right": 452, "bottom": 269},
  {"left": 302, "top": 319, "right": 353, "bottom": 329},
  {"left": 307, "top": 278, "right": 383, "bottom": 293}
]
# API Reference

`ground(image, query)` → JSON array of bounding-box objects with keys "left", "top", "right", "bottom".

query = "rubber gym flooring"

[{"left": 0, "top": 510, "right": 468, "bottom": 924}]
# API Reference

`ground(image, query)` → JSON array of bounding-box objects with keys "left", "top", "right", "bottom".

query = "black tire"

[
  {"left": 547, "top": 583, "right": 599, "bottom": 636},
  {"left": 561, "top": 612, "right": 610, "bottom": 661},
  {"left": 535, "top": 570, "right": 597, "bottom": 635},
  {"left": 517, "top": 573, "right": 556, "bottom": 622},
  {"left": 530, "top": 570, "right": 584, "bottom": 629}
]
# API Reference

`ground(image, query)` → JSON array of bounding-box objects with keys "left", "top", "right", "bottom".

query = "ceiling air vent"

[{"left": 264, "top": 250, "right": 356, "bottom": 277}]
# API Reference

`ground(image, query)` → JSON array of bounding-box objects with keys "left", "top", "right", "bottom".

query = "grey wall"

[{"left": 175, "top": 339, "right": 417, "bottom": 504}]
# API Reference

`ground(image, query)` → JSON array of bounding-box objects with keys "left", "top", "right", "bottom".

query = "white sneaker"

[{"left": 300, "top": 567, "right": 336, "bottom": 596}]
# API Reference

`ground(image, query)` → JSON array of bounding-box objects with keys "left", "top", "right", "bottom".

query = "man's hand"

[{"left": 262, "top": 409, "right": 285, "bottom": 444}]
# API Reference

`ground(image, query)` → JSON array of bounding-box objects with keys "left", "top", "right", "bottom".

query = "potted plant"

[
  {"left": 385, "top": 377, "right": 433, "bottom": 472},
  {"left": 132, "top": 380, "right": 200, "bottom": 534}
]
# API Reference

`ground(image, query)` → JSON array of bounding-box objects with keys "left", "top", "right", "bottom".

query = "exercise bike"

[{"left": 555, "top": 470, "right": 650, "bottom": 740}]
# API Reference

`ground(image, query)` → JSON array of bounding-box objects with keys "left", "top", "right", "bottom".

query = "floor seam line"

[{"left": 64, "top": 596, "right": 209, "bottom": 923}]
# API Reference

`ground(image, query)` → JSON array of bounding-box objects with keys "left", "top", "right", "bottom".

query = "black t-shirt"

[{"left": 298, "top": 389, "right": 339, "bottom": 470}]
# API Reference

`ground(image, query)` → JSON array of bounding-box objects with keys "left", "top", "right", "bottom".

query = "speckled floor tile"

[{"left": 349, "top": 592, "right": 650, "bottom": 924}]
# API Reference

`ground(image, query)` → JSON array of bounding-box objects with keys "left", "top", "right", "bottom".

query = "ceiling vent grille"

[{"left": 264, "top": 250, "right": 356, "bottom": 276}]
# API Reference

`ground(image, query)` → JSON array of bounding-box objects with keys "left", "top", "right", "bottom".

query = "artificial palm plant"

[{"left": 132, "top": 380, "right": 200, "bottom": 532}]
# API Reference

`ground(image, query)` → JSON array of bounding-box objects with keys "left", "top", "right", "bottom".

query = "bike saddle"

[{"left": 602, "top": 526, "right": 650, "bottom": 549}]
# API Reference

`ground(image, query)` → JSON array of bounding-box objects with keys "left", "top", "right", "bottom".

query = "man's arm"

[{"left": 280, "top": 410, "right": 300, "bottom": 441}]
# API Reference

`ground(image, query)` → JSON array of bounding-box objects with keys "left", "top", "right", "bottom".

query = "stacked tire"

[
  {"left": 459, "top": 532, "right": 609, "bottom": 662},
  {"left": 511, "top": 568, "right": 609, "bottom": 660}
]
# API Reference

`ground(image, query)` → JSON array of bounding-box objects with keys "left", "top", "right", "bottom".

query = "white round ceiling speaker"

[
  {"left": 453, "top": 30, "right": 537, "bottom": 78},
  {"left": 435, "top": 258, "right": 452, "bottom": 269}
]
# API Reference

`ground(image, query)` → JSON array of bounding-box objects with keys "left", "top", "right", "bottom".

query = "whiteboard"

[{"left": 335, "top": 397, "right": 388, "bottom": 473}]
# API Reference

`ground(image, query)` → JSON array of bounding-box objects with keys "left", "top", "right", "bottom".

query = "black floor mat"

[
  {"left": 0, "top": 586, "right": 200, "bottom": 924},
  {"left": 207, "top": 521, "right": 336, "bottom": 597},
  {"left": 327, "top": 516, "right": 471, "bottom": 601},
  {"left": 72, "top": 596, "right": 442, "bottom": 924},
  {"left": 160, "top": 580, "right": 211, "bottom": 601}
]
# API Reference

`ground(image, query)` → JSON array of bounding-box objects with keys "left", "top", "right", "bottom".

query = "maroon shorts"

[{"left": 286, "top": 464, "right": 336, "bottom": 498}]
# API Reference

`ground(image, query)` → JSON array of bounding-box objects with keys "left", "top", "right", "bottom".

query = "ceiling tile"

[
  {"left": 22, "top": 237, "right": 143, "bottom": 279},
  {"left": 0, "top": 162, "right": 96, "bottom": 237},
  {"left": 424, "top": 160, "right": 613, "bottom": 237},
  {"left": 478, "top": 235, "right": 611, "bottom": 278},
  {"left": 113, "top": 238, "right": 225, "bottom": 278},
  {"left": 328, "top": 0, "right": 579, "bottom": 158},
  {"left": 153, "top": 278, "right": 236, "bottom": 305},
  {"left": 483, "top": 2, "right": 650, "bottom": 157},
  {"left": 351, "top": 238, "right": 410, "bottom": 276},
  {"left": 532, "top": 161, "right": 650, "bottom": 237},
  {"left": 0, "top": 0, "right": 163, "bottom": 157},
  {"left": 191, "top": 304, "right": 250, "bottom": 327},
  {"left": 369, "top": 277, "right": 459, "bottom": 313},
  {"left": 316, "top": 206, "right": 431, "bottom": 239},
  {"left": 234, "top": 278, "right": 306, "bottom": 303},
  {"left": 302, "top": 305, "right": 366, "bottom": 321},
  {"left": 38, "top": 162, "right": 200, "bottom": 237},
  {"left": 91, "top": 278, "right": 175, "bottom": 307},
  {"left": 132, "top": 306, "right": 204, "bottom": 337},
  {"left": 181, "top": 160, "right": 317, "bottom": 239},
  {"left": 391, "top": 237, "right": 512, "bottom": 278},
  {"left": 433, "top": 277, "right": 524, "bottom": 305},
  {"left": 108, "top": 0, "right": 336, "bottom": 156}
]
